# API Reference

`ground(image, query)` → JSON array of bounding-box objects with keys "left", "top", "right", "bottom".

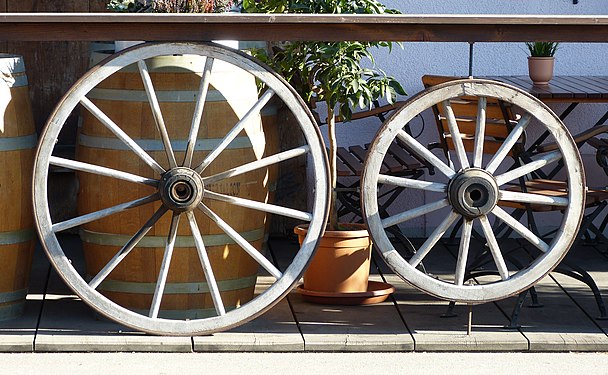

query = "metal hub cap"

[
  {"left": 448, "top": 168, "right": 498, "bottom": 219},
  {"left": 159, "top": 167, "right": 204, "bottom": 212}
]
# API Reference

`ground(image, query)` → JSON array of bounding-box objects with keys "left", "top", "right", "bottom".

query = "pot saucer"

[{"left": 296, "top": 280, "right": 395, "bottom": 305}]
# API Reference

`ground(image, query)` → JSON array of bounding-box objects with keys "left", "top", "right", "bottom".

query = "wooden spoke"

[
  {"left": 195, "top": 89, "right": 275, "bottom": 173},
  {"left": 378, "top": 174, "right": 447, "bottom": 193},
  {"left": 138, "top": 60, "right": 178, "bottom": 169},
  {"left": 80, "top": 97, "right": 165, "bottom": 175},
  {"left": 382, "top": 199, "right": 450, "bottom": 228},
  {"left": 52, "top": 193, "right": 159, "bottom": 233},
  {"left": 495, "top": 150, "right": 562, "bottom": 186},
  {"left": 204, "top": 190, "right": 313, "bottom": 222},
  {"left": 440, "top": 100, "right": 470, "bottom": 170},
  {"left": 454, "top": 219, "right": 473, "bottom": 286},
  {"left": 396, "top": 129, "right": 455, "bottom": 178},
  {"left": 88, "top": 206, "right": 168, "bottom": 289},
  {"left": 183, "top": 57, "right": 214, "bottom": 168},
  {"left": 485, "top": 113, "right": 532, "bottom": 174},
  {"left": 479, "top": 215, "right": 510, "bottom": 280},
  {"left": 50, "top": 156, "right": 157, "bottom": 187},
  {"left": 472, "top": 97, "right": 487, "bottom": 168},
  {"left": 409, "top": 210, "right": 460, "bottom": 268},
  {"left": 149, "top": 213, "right": 180, "bottom": 319},
  {"left": 187, "top": 212, "right": 226, "bottom": 316},
  {"left": 199, "top": 203, "right": 282, "bottom": 279},
  {"left": 203, "top": 146, "right": 309, "bottom": 185},
  {"left": 499, "top": 190, "right": 569, "bottom": 207},
  {"left": 492, "top": 206, "right": 549, "bottom": 253}
]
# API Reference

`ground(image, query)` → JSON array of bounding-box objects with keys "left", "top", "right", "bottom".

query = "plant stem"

[{"left": 327, "top": 106, "right": 338, "bottom": 231}]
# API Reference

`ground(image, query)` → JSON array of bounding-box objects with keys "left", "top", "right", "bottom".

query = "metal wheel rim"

[
  {"left": 33, "top": 42, "right": 329, "bottom": 335},
  {"left": 362, "top": 79, "right": 585, "bottom": 303}
]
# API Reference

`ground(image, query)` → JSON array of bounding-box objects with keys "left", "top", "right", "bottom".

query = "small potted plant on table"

[
  {"left": 244, "top": 0, "right": 405, "bottom": 304},
  {"left": 526, "top": 41, "right": 559, "bottom": 85}
]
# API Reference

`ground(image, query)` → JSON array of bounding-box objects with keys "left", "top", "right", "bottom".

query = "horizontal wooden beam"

[{"left": 0, "top": 13, "right": 607, "bottom": 42}]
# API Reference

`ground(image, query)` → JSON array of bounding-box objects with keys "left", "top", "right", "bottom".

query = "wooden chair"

[{"left": 422, "top": 74, "right": 608, "bottom": 322}]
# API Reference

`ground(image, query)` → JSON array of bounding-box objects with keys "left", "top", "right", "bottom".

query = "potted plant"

[
  {"left": 107, "top": 0, "right": 237, "bottom": 49},
  {"left": 526, "top": 41, "right": 559, "bottom": 85},
  {"left": 244, "top": 0, "right": 404, "bottom": 303},
  {"left": 107, "top": 0, "right": 234, "bottom": 13}
]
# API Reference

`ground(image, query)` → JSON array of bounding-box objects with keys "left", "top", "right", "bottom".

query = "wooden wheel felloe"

[
  {"left": 33, "top": 42, "right": 329, "bottom": 335},
  {"left": 362, "top": 79, "right": 585, "bottom": 303}
]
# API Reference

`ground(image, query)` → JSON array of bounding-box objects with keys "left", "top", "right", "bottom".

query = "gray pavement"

[{"left": 2, "top": 352, "right": 608, "bottom": 374}]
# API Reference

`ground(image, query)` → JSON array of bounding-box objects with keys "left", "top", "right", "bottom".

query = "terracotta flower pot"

[
  {"left": 528, "top": 56, "right": 555, "bottom": 85},
  {"left": 295, "top": 223, "right": 372, "bottom": 294},
  {"left": 293, "top": 223, "right": 395, "bottom": 305}
]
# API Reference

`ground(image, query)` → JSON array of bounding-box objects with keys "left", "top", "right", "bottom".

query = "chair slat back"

[{"left": 422, "top": 75, "right": 520, "bottom": 155}]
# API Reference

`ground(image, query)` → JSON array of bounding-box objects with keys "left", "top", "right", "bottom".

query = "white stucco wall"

[{"left": 328, "top": 1, "right": 608, "bottom": 236}]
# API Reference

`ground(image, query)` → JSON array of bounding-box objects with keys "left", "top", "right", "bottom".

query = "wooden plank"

[
  {"left": 270, "top": 238, "right": 413, "bottom": 352},
  {"left": 0, "top": 245, "right": 46, "bottom": 352},
  {"left": 386, "top": 274, "right": 528, "bottom": 351},
  {"left": 376, "top": 239, "right": 529, "bottom": 352},
  {"left": 542, "top": 76, "right": 597, "bottom": 100},
  {"left": 337, "top": 147, "right": 364, "bottom": 176},
  {"left": 549, "top": 245, "right": 608, "bottom": 335},
  {"left": 290, "top": 276, "right": 414, "bottom": 352},
  {"left": 564, "top": 76, "right": 608, "bottom": 100},
  {"left": 387, "top": 142, "right": 421, "bottom": 170},
  {"left": 487, "top": 75, "right": 551, "bottom": 98},
  {"left": 495, "top": 274, "right": 608, "bottom": 351},
  {"left": 555, "top": 76, "right": 605, "bottom": 99},
  {"left": 35, "top": 235, "right": 193, "bottom": 352},
  {"left": 0, "top": 14, "right": 607, "bottom": 42},
  {"left": 193, "top": 276, "right": 304, "bottom": 352}
]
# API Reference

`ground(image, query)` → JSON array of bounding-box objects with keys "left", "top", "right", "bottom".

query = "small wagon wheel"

[
  {"left": 33, "top": 42, "right": 329, "bottom": 335},
  {"left": 362, "top": 79, "right": 585, "bottom": 303}
]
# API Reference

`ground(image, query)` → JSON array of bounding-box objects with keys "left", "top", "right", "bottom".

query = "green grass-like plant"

[{"left": 526, "top": 42, "right": 559, "bottom": 57}]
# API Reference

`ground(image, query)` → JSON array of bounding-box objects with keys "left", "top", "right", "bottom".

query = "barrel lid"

[{"left": 0, "top": 54, "right": 25, "bottom": 74}]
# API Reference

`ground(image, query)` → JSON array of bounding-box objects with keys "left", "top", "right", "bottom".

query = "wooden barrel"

[
  {"left": 0, "top": 54, "right": 36, "bottom": 320},
  {"left": 77, "top": 52, "right": 270, "bottom": 319}
]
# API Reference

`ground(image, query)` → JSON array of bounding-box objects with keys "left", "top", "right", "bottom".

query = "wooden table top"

[
  {"left": 488, "top": 76, "right": 608, "bottom": 103},
  {"left": 0, "top": 14, "right": 608, "bottom": 42}
]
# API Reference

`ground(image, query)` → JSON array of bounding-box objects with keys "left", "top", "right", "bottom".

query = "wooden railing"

[{"left": 0, "top": 14, "right": 607, "bottom": 42}]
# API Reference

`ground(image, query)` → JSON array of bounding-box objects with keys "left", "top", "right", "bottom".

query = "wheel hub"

[
  {"left": 448, "top": 168, "right": 498, "bottom": 219},
  {"left": 159, "top": 167, "right": 204, "bottom": 212}
]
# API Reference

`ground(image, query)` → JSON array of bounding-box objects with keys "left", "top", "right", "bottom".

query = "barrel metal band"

[
  {"left": 0, "top": 73, "right": 27, "bottom": 88},
  {"left": 88, "top": 88, "right": 240, "bottom": 103},
  {"left": 92, "top": 275, "right": 256, "bottom": 295},
  {"left": 0, "top": 134, "right": 37, "bottom": 151},
  {"left": 0, "top": 229, "right": 36, "bottom": 246},
  {"left": 0, "top": 289, "right": 27, "bottom": 303},
  {"left": 0, "top": 302, "right": 25, "bottom": 321},
  {"left": 80, "top": 227, "right": 265, "bottom": 247},
  {"left": 78, "top": 133, "right": 253, "bottom": 152}
]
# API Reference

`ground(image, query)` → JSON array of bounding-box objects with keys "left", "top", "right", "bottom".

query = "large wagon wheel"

[
  {"left": 33, "top": 42, "right": 329, "bottom": 335},
  {"left": 362, "top": 79, "right": 585, "bottom": 303}
]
